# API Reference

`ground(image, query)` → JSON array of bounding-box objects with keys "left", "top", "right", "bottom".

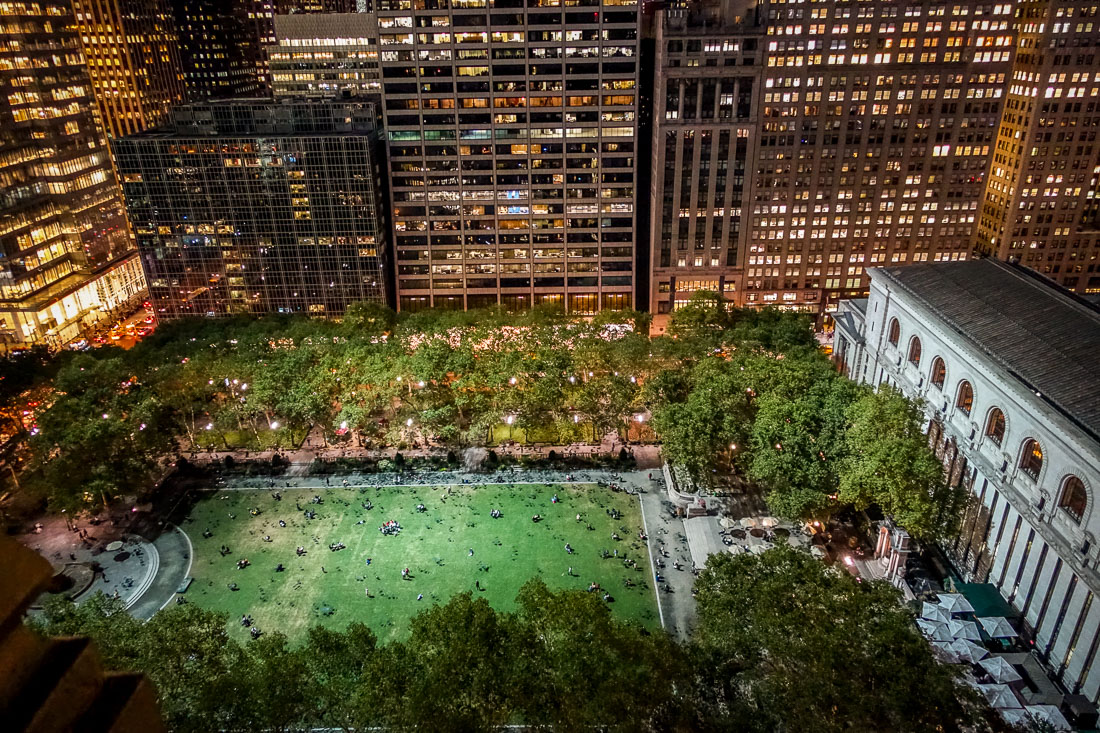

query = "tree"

[
  {"left": 692, "top": 545, "right": 984, "bottom": 733},
  {"left": 385, "top": 593, "right": 517, "bottom": 731},
  {"left": 839, "top": 386, "right": 969, "bottom": 540},
  {"left": 511, "top": 579, "right": 688, "bottom": 731}
]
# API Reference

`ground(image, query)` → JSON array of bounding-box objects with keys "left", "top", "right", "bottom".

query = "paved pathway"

[{"left": 128, "top": 525, "right": 192, "bottom": 620}]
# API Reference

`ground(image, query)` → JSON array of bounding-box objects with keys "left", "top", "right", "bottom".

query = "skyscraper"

[
  {"left": 751, "top": 0, "right": 1013, "bottom": 314},
  {"left": 170, "top": 0, "right": 274, "bottom": 101},
  {"left": 648, "top": 0, "right": 762, "bottom": 325},
  {"left": 71, "top": 0, "right": 187, "bottom": 138},
  {"left": 378, "top": 0, "right": 641, "bottom": 314},
  {"left": 974, "top": 0, "right": 1100, "bottom": 295},
  {"left": 112, "top": 100, "right": 389, "bottom": 319},
  {"left": 276, "top": 0, "right": 359, "bottom": 11},
  {"left": 268, "top": 12, "right": 380, "bottom": 98},
  {"left": 0, "top": 1, "right": 145, "bottom": 349}
]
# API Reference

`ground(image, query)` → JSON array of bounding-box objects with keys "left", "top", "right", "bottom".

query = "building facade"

[
  {"left": 377, "top": 0, "right": 641, "bottom": 314},
  {"left": 71, "top": 0, "right": 187, "bottom": 138},
  {"left": 269, "top": 12, "right": 380, "bottom": 98},
  {"left": 834, "top": 259, "right": 1100, "bottom": 703},
  {"left": 648, "top": 0, "right": 762, "bottom": 326},
  {"left": 973, "top": 0, "right": 1100, "bottom": 295},
  {"left": 169, "top": 0, "right": 274, "bottom": 101},
  {"left": 0, "top": 0, "right": 144, "bottom": 348},
  {"left": 112, "top": 100, "right": 389, "bottom": 318}
]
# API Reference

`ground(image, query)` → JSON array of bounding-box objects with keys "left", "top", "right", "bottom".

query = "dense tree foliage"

[
  {"left": 33, "top": 552, "right": 994, "bottom": 732},
  {"left": 22, "top": 296, "right": 960, "bottom": 538},
  {"left": 692, "top": 545, "right": 986, "bottom": 733}
]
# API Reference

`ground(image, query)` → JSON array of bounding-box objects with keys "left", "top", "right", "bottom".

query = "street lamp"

[{"left": 270, "top": 421, "right": 280, "bottom": 430}]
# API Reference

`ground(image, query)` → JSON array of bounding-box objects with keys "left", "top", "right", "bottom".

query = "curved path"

[{"left": 127, "top": 525, "right": 192, "bottom": 620}]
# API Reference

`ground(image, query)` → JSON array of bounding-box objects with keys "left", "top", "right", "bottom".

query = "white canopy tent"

[
  {"left": 948, "top": 620, "right": 983, "bottom": 642},
  {"left": 917, "top": 619, "right": 953, "bottom": 642},
  {"left": 921, "top": 602, "right": 951, "bottom": 623},
  {"left": 1001, "top": 705, "right": 1072, "bottom": 731},
  {"left": 936, "top": 593, "right": 976, "bottom": 615},
  {"left": 948, "top": 638, "right": 990, "bottom": 663},
  {"left": 978, "top": 683, "right": 1023, "bottom": 709},
  {"left": 978, "top": 616, "right": 1019, "bottom": 639},
  {"left": 978, "top": 656, "right": 1023, "bottom": 685}
]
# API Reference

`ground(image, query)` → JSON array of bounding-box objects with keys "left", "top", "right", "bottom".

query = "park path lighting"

[
  {"left": 270, "top": 421, "right": 280, "bottom": 430},
  {"left": 205, "top": 423, "right": 213, "bottom": 431},
  {"left": 406, "top": 418, "right": 414, "bottom": 427},
  {"left": 569, "top": 376, "right": 576, "bottom": 384},
  {"left": 509, "top": 376, "right": 517, "bottom": 385},
  {"left": 418, "top": 380, "right": 425, "bottom": 388},
  {"left": 505, "top": 414, "right": 515, "bottom": 439},
  {"left": 102, "top": 413, "right": 109, "bottom": 419}
]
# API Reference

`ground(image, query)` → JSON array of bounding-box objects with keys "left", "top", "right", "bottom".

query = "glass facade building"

[
  {"left": 377, "top": 0, "right": 641, "bottom": 315},
  {"left": 112, "top": 100, "right": 389, "bottom": 319},
  {"left": 269, "top": 12, "right": 380, "bottom": 98},
  {"left": 0, "top": 0, "right": 142, "bottom": 349}
]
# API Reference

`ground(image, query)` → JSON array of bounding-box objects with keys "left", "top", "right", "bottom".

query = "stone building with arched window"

[{"left": 833, "top": 259, "right": 1100, "bottom": 704}]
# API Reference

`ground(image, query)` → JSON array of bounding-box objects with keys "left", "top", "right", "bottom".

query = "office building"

[
  {"left": 834, "top": 259, "right": 1100, "bottom": 702},
  {"left": 269, "top": 12, "right": 380, "bottom": 98},
  {"left": 170, "top": 0, "right": 274, "bottom": 100},
  {"left": 378, "top": 0, "right": 641, "bottom": 314},
  {"left": 276, "top": 0, "right": 359, "bottom": 11},
  {"left": 648, "top": 0, "right": 763, "bottom": 323},
  {"left": 746, "top": 0, "right": 1014, "bottom": 314},
  {"left": 112, "top": 100, "right": 389, "bottom": 319},
  {"left": 71, "top": 0, "right": 187, "bottom": 138},
  {"left": 974, "top": 0, "right": 1100, "bottom": 295},
  {"left": 0, "top": 0, "right": 144, "bottom": 349}
]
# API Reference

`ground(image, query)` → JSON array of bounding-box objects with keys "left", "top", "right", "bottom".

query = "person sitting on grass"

[
  {"left": 237, "top": 558, "right": 250, "bottom": 569},
  {"left": 531, "top": 514, "right": 542, "bottom": 523},
  {"left": 296, "top": 546, "right": 306, "bottom": 556},
  {"left": 416, "top": 503, "right": 426, "bottom": 512},
  {"left": 262, "top": 535, "right": 272, "bottom": 543}
]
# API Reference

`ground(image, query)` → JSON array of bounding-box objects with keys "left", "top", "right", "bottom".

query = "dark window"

[
  {"left": 930, "top": 357, "right": 946, "bottom": 388},
  {"left": 908, "top": 336, "right": 922, "bottom": 366},
  {"left": 1058, "top": 476, "right": 1087, "bottom": 523},
  {"left": 887, "top": 317, "right": 900, "bottom": 345},
  {"left": 983, "top": 408, "right": 1005, "bottom": 445}
]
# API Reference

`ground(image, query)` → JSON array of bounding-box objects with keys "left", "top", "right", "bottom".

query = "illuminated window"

[
  {"left": 985, "top": 408, "right": 1005, "bottom": 445},
  {"left": 930, "top": 357, "right": 946, "bottom": 389},
  {"left": 1019, "top": 439, "right": 1044, "bottom": 480},
  {"left": 955, "top": 381, "right": 974, "bottom": 415}
]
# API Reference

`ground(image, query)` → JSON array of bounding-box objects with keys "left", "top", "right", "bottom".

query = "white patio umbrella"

[
  {"left": 978, "top": 656, "right": 1023, "bottom": 685},
  {"left": 936, "top": 593, "right": 976, "bottom": 615},
  {"left": 978, "top": 616, "right": 1019, "bottom": 639},
  {"left": 931, "top": 641, "right": 961, "bottom": 663},
  {"left": 719, "top": 516, "right": 737, "bottom": 529},
  {"left": 922, "top": 602, "right": 951, "bottom": 623},
  {"left": 739, "top": 517, "right": 758, "bottom": 529},
  {"left": 949, "top": 619, "right": 983, "bottom": 642},
  {"left": 978, "top": 683, "right": 1022, "bottom": 709},
  {"left": 759, "top": 516, "right": 779, "bottom": 528},
  {"left": 809, "top": 545, "right": 827, "bottom": 559},
  {"left": 948, "top": 638, "right": 990, "bottom": 663},
  {"left": 748, "top": 543, "right": 770, "bottom": 555},
  {"left": 917, "top": 619, "right": 953, "bottom": 642},
  {"left": 1022, "top": 705, "right": 1071, "bottom": 731}
]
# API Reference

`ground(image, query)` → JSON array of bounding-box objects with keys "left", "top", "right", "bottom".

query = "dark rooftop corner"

[
  {"left": 877, "top": 258, "right": 1100, "bottom": 442},
  {"left": 0, "top": 535, "right": 165, "bottom": 733}
]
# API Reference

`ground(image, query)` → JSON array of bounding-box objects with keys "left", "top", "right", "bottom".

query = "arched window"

[
  {"left": 930, "top": 357, "right": 946, "bottom": 389},
  {"left": 908, "top": 337, "right": 922, "bottom": 366},
  {"left": 955, "top": 381, "right": 974, "bottom": 415},
  {"left": 985, "top": 408, "right": 1005, "bottom": 445},
  {"left": 1058, "top": 476, "right": 1088, "bottom": 523},
  {"left": 1019, "top": 439, "right": 1044, "bottom": 480},
  {"left": 887, "top": 318, "right": 900, "bottom": 346}
]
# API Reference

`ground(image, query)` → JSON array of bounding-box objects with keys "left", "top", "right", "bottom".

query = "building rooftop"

[{"left": 876, "top": 259, "right": 1100, "bottom": 443}]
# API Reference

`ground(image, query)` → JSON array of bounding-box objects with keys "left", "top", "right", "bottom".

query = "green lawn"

[{"left": 181, "top": 483, "right": 659, "bottom": 644}]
